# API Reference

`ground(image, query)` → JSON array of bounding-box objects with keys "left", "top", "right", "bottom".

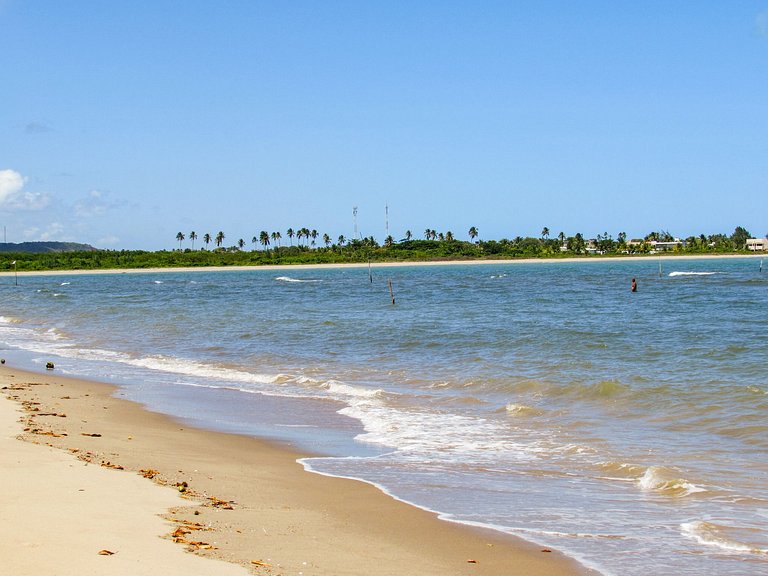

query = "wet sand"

[{"left": 1, "top": 366, "right": 590, "bottom": 575}]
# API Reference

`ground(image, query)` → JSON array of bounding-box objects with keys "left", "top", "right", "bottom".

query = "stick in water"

[{"left": 388, "top": 279, "right": 395, "bottom": 305}]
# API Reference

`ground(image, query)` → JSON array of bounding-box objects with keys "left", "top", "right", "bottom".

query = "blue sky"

[{"left": 1, "top": 1, "right": 767, "bottom": 250}]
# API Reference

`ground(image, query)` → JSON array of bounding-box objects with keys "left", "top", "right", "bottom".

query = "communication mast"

[{"left": 353, "top": 206, "right": 358, "bottom": 240}]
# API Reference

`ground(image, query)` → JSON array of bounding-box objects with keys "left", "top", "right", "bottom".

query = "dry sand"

[
  {"left": 1, "top": 366, "right": 591, "bottom": 576},
  {"left": 0, "top": 371, "right": 248, "bottom": 576}
]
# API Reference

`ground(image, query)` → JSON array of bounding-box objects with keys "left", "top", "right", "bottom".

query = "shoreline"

[
  {"left": 0, "top": 252, "right": 762, "bottom": 277},
  {"left": 1, "top": 366, "right": 591, "bottom": 575}
]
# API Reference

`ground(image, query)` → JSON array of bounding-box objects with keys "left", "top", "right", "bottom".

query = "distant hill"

[{"left": 0, "top": 241, "right": 98, "bottom": 253}]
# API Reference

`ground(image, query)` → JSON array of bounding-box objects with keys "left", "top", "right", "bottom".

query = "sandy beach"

[
  {"left": 1, "top": 366, "right": 589, "bottom": 575},
  {"left": 0, "top": 252, "right": 762, "bottom": 278}
]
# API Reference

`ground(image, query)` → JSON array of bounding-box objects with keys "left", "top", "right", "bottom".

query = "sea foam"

[
  {"left": 129, "top": 355, "right": 278, "bottom": 386},
  {"left": 681, "top": 521, "right": 768, "bottom": 555},
  {"left": 275, "top": 276, "right": 321, "bottom": 283}
]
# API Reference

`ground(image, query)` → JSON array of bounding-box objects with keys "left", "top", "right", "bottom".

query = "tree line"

[
  {"left": 174, "top": 225, "right": 758, "bottom": 256},
  {"left": 1, "top": 226, "right": 760, "bottom": 273}
]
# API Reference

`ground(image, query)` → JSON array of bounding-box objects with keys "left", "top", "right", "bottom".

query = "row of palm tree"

[
  {"left": 175, "top": 226, "right": 483, "bottom": 251},
  {"left": 176, "top": 225, "right": 758, "bottom": 254},
  {"left": 176, "top": 231, "right": 225, "bottom": 250}
]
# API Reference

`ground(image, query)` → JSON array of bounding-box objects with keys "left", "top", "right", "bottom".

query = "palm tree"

[
  {"left": 271, "top": 231, "right": 282, "bottom": 248},
  {"left": 296, "top": 229, "right": 304, "bottom": 246},
  {"left": 259, "top": 230, "right": 270, "bottom": 250},
  {"left": 384, "top": 235, "right": 395, "bottom": 247},
  {"left": 445, "top": 231, "right": 454, "bottom": 241},
  {"left": 251, "top": 236, "right": 258, "bottom": 251},
  {"left": 323, "top": 233, "right": 331, "bottom": 248},
  {"left": 438, "top": 232, "right": 444, "bottom": 241},
  {"left": 558, "top": 231, "right": 565, "bottom": 245},
  {"left": 189, "top": 231, "right": 197, "bottom": 250},
  {"left": 541, "top": 227, "right": 550, "bottom": 241},
  {"left": 430, "top": 229, "right": 437, "bottom": 241},
  {"left": 287, "top": 228, "right": 295, "bottom": 246},
  {"left": 176, "top": 232, "right": 185, "bottom": 250},
  {"left": 468, "top": 227, "right": 478, "bottom": 242},
  {"left": 571, "top": 232, "right": 585, "bottom": 254},
  {"left": 203, "top": 233, "right": 212, "bottom": 250},
  {"left": 215, "top": 231, "right": 225, "bottom": 248},
  {"left": 310, "top": 229, "right": 318, "bottom": 248},
  {"left": 405, "top": 230, "right": 412, "bottom": 241},
  {"left": 337, "top": 235, "right": 346, "bottom": 247},
  {"left": 237, "top": 238, "right": 245, "bottom": 250}
]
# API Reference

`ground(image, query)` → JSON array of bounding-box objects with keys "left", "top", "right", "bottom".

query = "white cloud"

[
  {"left": 758, "top": 11, "right": 768, "bottom": 38},
  {"left": 96, "top": 235, "right": 120, "bottom": 246},
  {"left": 0, "top": 169, "right": 26, "bottom": 204},
  {"left": 21, "top": 227, "right": 40, "bottom": 239},
  {"left": 74, "top": 189, "right": 124, "bottom": 218},
  {"left": 37, "top": 223, "right": 66, "bottom": 241},
  {"left": 0, "top": 169, "right": 50, "bottom": 210},
  {"left": 22, "top": 223, "right": 67, "bottom": 242},
  {"left": 5, "top": 191, "right": 51, "bottom": 211},
  {"left": 25, "top": 121, "right": 53, "bottom": 134}
]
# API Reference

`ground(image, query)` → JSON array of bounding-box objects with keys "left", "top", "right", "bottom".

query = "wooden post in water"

[
  {"left": 368, "top": 259, "right": 373, "bottom": 283},
  {"left": 388, "top": 279, "right": 395, "bottom": 305}
]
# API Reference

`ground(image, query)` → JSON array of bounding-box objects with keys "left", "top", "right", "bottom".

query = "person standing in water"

[{"left": 631, "top": 278, "right": 637, "bottom": 292}]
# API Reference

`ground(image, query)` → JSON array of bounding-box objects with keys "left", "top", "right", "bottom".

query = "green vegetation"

[
  {"left": 0, "top": 241, "right": 96, "bottom": 254},
  {"left": 0, "top": 226, "right": 763, "bottom": 272}
]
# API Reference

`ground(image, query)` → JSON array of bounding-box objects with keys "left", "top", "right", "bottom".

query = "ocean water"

[{"left": 1, "top": 257, "right": 766, "bottom": 575}]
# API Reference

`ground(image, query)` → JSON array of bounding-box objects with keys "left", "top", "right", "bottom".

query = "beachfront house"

[
  {"left": 625, "top": 239, "right": 684, "bottom": 253},
  {"left": 649, "top": 239, "right": 684, "bottom": 252},
  {"left": 746, "top": 238, "right": 768, "bottom": 251}
]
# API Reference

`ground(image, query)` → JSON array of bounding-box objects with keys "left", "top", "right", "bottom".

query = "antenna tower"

[{"left": 353, "top": 206, "right": 358, "bottom": 239}]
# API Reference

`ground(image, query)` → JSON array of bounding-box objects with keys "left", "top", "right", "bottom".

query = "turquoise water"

[{"left": 1, "top": 257, "right": 767, "bottom": 575}]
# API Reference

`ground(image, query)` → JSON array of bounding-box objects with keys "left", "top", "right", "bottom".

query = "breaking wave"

[
  {"left": 681, "top": 521, "right": 768, "bottom": 555},
  {"left": 668, "top": 271, "right": 717, "bottom": 277},
  {"left": 636, "top": 466, "right": 706, "bottom": 497},
  {"left": 275, "top": 276, "right": 322, "bottom": 283},
  {"left": 505, "top": 403, "right": 542, "bottom": 416}
]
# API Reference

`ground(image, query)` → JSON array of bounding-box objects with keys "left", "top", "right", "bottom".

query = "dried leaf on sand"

[{"left": 207, "top": 496, "right": 234, "bottom": 509}]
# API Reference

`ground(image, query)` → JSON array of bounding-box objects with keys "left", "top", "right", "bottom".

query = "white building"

[
  {"left": 625, "top": 239, "right": 684, "bottom": 252},
  {"left": 746, "top": 238, "right": 768, "bottom": 251}
]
